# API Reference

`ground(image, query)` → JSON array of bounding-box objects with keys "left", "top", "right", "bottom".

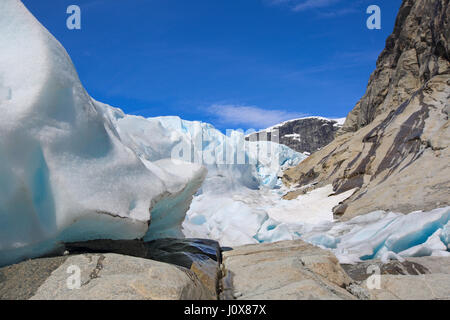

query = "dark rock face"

[
  {"left": 342, "top": 0, "right": 450, "bottom": 133},
  {"left": 246, "top": 117, "right": 342, "bottom": 154},
  {"left": 64, "top": 238, "right": 222, "bottom": 268}
]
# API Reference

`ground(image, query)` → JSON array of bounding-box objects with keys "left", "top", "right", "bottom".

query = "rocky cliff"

[
  {"left": 246, "top": 117, "right": 343, "bottom": 154},
  {"left": 283, "top": 0, "right": 450, "bottom": 220},
  {"left": 342, "top": 0, "right": 449, "bottom": 132}
]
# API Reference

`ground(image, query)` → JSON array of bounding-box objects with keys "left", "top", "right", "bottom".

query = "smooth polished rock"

[
  {"left": 29, "top": 253, "right": 214, "bottom": 300},
  {"left": 63, "top": 238, "right": 222, "bottom": 298},
  {"left": 221, "top": 240, "right": 356, "bottom": 300}
]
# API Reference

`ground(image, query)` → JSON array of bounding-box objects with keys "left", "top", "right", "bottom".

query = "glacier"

[
  {"left": 0, "top": 0, "right": 206, "bottom": 266},
  {"left": 0, "top": 0, "right": 448, "bottom": 267},
  {"left": 100, "top": 107, "right": 308, "bottom": 244},
  {"left": 183, "top": 177, "right": 450, "bottom": 262},
  {"left": 0, "top": 0, "right": 305, "bottom": 266}
]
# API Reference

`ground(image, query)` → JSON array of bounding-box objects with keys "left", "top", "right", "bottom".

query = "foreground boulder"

[
  {"left": 63, "top": 238, "right": 222, "bottom": 298},
  {"left": 1, "top": 253, "right": 214, "bottom": 300},
  {"left": 221, "top": 240, "right": 356, "bottom": 300}
]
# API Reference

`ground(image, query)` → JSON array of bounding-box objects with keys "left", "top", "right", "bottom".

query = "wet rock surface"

[{"left": 64, "top": 238, "right": 222, "bottom": 268}]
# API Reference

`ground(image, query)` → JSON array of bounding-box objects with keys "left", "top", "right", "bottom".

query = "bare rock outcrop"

[
  {"left": 0, "top": 238, "right": 223, "bottom": 300},
  {"left": 283, "top": 0, "right": 449, "bottom": 220},
  {"left": 221, "top": 240, "right": 356, "bottom": 300},
  {"left": 284, "top": 75, "right": 449, "bottom": 219},
  {"left": 29, "top": 253, "right": 214, "bottom": 300}
]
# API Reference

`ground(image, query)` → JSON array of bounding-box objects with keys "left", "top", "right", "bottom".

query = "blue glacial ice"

[
  {"left": 0, "top": 0, "right": 205, "bottom": 266},
  {"left": 299, "top": 207, "right": 450, "bottom": 263},
  {"left": 102, "top": 108, "right": 308, "bottom": 244}
]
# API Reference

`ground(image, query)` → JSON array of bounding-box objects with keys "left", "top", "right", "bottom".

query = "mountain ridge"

[
  {"left": 283, "top": 0, "right": 450, "bottom": 220},
  {"left": 341, "top": 0, "right": 449, "bottom": 133},
  {"left": 246, "top": 116, "right": 344, "bottom": 154}
]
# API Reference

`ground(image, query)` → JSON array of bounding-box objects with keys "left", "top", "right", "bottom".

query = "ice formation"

[
  {"left": 100, "top": 108, "right": 308, "bottom": 243},
  {"left": 0, "top": 0, "right": 205, "bottom": 266},
  {"left": 184, "top": 176, "right": 450, "bottom": 264},
  {"left": 297, "top": 206, "right": 450, "bottom": 264},
  {"left": 182, "top": 184, "right": 353, "bottom": 246}
]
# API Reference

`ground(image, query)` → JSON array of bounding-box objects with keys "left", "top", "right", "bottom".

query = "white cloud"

[
  {"left": 267, "top": 0, "right": 342, "bottom": 12},
  {"left": 293, "top": 0, "right": 340, "bottom": 11},
  {"left": 316, "top": 7, "right": 358, "bottom": 17},
  {"left": 207, "top": 104, "right": 308, "bottom": 129}
]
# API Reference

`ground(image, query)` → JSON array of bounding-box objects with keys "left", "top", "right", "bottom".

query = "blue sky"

[{"left": 22, "top": 0, "right": 402, "bottom": 130}]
